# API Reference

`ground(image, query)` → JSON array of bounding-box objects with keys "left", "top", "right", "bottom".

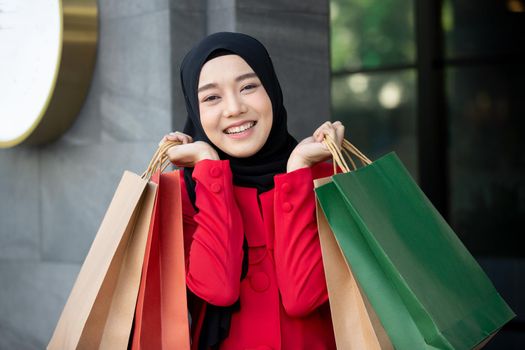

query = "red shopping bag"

[{"left": 131, "top": 169, "right": 190, "bottom": 349}]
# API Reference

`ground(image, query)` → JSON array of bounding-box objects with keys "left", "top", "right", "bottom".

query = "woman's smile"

[
  {"left": 224, "top": 121, "right": 257, "bottom": 137},
  {"left": 198, "top": 54, "right": 273, "bottom": 158}
]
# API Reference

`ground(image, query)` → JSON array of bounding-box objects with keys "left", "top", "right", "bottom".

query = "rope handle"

[
  {"left": 322, "top": 136, "right": 371, "bottom": 174},
  {"left": 141, "top": 140, "right": 182, "bottom": 179},
  {"left": 143, "top": 137, "right": 371, "bottom": 178}
]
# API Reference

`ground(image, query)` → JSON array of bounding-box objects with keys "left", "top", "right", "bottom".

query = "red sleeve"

[
  {"left": 273, "top": 162, "right": 334, "bottom": 317},
  {"left": 181, "top": 159, "right": 244, "bottom": 306}
]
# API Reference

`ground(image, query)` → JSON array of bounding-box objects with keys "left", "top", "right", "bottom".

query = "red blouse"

[{"left": 180, "top": 159, "right": 336, "bottom": 350}]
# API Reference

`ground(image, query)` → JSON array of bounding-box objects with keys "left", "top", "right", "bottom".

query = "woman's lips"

[
  {"left": 224, "top": 121, "right": 257, "bottom": 139},
  {"left": 224, "top": 121, "right": 256, "bottom": 133}
]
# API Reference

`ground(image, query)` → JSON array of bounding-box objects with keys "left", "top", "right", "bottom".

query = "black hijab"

[
  {"left": 179, "top": 32, "right": 297, "bottom": 349},
  {"left": 181, "top": 32, "right": 298, "bottom": 201}
]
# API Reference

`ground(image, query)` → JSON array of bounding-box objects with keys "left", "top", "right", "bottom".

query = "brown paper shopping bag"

[
  {"left": 131, "top": 170, "right": 190, "bottom": 350},
  {"left": 48, "top": 142, "right": 180, "bottom": 350},
  {"left": 47, "top": 172, "right": 156, "bottom": 350},
  {"left": 315, "top": 167, "right": 393, "bottom": 349}
]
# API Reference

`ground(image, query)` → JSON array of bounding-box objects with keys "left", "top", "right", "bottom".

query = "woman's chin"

[
  {"left": 220, "top": 141, "right": 263, "bottom": 158},
  {"left": 223, "top": 148, "right": 257, "bottom": 158}
]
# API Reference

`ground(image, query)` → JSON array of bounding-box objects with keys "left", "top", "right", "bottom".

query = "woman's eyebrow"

[
  {"left": 235, "top": 72, "right": 258, "bottom": 82},
  {"left": 197, "top": 83, "right": 217, "bottom": 94},
  {"left": 198, "top": 72, "right": 258, "bottom": 94}
]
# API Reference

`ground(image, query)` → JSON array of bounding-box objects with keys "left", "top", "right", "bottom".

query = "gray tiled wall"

[
  {"left": 0, "top": 1, "right": 173, "bottom": 348},
  {"left": 0, "top": 0, "right": 330, "bottom": 348}
]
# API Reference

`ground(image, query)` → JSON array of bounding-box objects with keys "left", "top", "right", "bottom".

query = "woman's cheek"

[{"left": 199, "top": 113, "right": 216, "bottom": 136}]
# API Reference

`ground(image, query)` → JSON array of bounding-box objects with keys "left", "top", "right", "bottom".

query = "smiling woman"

[
  {"left": 159, "top": 32, "right": 343, "bottom": 350},
  {"left": 198, "top": 54, "right": 273, "bottom": 158}
]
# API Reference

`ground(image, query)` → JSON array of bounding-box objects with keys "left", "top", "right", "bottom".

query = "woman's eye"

[
  {"left": 242, "top": 83, "right": 258, "bottom": 92},
  {"left": 203, "top": 95, "right": 219, "bottom": 102}
]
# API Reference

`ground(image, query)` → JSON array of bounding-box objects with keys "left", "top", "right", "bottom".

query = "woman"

[{"left": 161, "top": 32, "right": 343, "bottom": 350}]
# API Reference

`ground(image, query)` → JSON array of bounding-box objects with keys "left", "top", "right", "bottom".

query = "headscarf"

[{"left": 179, "top": 32, "right": 298, "bottom": 349}]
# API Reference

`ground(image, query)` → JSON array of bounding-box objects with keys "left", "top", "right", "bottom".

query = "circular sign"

[{"left": 0, "top": 0, "right": 98, "bottom": 148}]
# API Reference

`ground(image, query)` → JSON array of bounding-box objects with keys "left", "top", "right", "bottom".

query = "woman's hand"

[
  {"left": 159, "top": 131, "right": 219, "bottom": 167},
  {"left": 287, "top": 121, "right": 344, "bottom": 172}
]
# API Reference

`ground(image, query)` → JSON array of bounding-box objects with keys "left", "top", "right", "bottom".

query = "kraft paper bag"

[
  {"left": 315, "top": 176, "right": 394, "bottom": 350},
  {"left": 48, "top": 141, "right": 180, "bottom": 350},
  {"left": 48, "top": 171, "right": 156, "bottom": 350},
  {"left": 131, "top": 170, "right": 190, "bottom": 350}
]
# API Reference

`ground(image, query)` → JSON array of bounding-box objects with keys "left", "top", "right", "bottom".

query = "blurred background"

[
  {"left": 331, "top": 0, "right": 524, "bottom": 348},
  {"left": 0, "top": 0, "right": 523, "bottom": 348}
]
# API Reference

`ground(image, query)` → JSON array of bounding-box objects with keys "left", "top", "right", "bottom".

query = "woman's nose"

[{"left": 222, "top": 93, "right": 247, "bottom": 118}]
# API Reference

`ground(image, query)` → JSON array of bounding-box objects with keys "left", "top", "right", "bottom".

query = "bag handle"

[
  {"left": 141, "top": 140, "right": 181, "bottom": 179},
  {"left": 322, "top": 135, "right": 372, "bottom": 174},
  {"left": 144, "top": 137, "right": 371, "bottom": 177}
]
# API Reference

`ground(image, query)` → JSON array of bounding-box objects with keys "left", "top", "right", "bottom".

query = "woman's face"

[{"left": 197, "top": 54, "right": 273, "bottom": 158}]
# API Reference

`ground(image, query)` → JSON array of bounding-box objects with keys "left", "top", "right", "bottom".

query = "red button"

[
  {"left": 210, "top": 166, "right": 222, "bottom": 178},
  {"left": 250, "top": 272, "right": 270, "bottom": 292},
  {"left": 282, "top": 202, "right": 293, "bottom": 212},
  {"left": 211, "top": 183, "right": 222, "bottom": 193},
  {"left": 281, "top": 182, "right": 291, "bottom": 193}
]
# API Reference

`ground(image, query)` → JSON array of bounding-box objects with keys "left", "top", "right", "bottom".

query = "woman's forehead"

[{"left": 198, "top": 54, "right": 258, "bottom": 88}]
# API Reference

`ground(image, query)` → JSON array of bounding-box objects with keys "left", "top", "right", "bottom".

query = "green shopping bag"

[{"left": 315, "top": 139, "right": 515, "bottom": 350}]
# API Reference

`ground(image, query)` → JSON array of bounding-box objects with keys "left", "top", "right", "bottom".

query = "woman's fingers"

[
  {"left": 312, "top": 121, "right": 345, "bottom": 147},
  {"left": 159, "top": 131, "right": 193, "bottom": 146},
  {"left": 313, "top": 121, "right": 331, "bottom": 142},
  {"left": 289, "top": 121, "right": 347, "bottom": 169},
  {"left": 167, "top": 131, "right": 193, "bottom": 144},
  {"left": 166, "top": 142, "right": 193, "bottom": 166},
  {"left": 166, "top": 140, "right": 219, "bottom": 167},
  {"left": 333, "top": 121, "right": 345, "bottom": 148},
  {"left": 314, "top": 122, "right": 338, "bottom": 146}
]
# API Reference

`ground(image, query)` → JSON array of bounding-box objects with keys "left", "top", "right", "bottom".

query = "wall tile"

[
  {"left": 40, "top": 142, "right": 159, "bottom": 263},
  {"left": 99, "top": 0, "right": 169, "bottom": 21},
  {"left": 169, "top": 8, "right": 207, "bottom": 131},
  {"left": 0, "top": 148, "right": 40, "bottom": 260},
  {"left": 59, "top": 70, "right": 103, "bottom": 146},
  {"left": 237, "top": 0, "right": 328, "bottom": 15},
  {"left": 98, "top": 10, "right": 172, "bottom": 142},
  {"left": 208, "top": 0, "right": 235, "bottom": 11},
  {"left": 207, "top": 7, "right": 236, "bottom": 33},
  {"left": 169, "top": 0, "right": 206, "bottom": 12},
  {"left": 0, "top": 261, "right": 80, "bottom": 349}
]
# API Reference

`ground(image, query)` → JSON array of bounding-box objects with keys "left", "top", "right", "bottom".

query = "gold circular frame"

[{"left": 0, "top": 0, "right": 98, "bottom": 148}]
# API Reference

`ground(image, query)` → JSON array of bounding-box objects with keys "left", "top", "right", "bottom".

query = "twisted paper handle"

[
  {"left": 322, "top": 136, "right": 371, "bottom": 174},
  {"left": 141, "top": 140, "right": 182, "bottom": 179}
]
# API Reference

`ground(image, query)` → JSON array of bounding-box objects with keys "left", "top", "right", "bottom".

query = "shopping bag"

[
  {"left": 315, "top": 175, "right": 394, "bottom": 350},
  {"left": 47, "top": 172, "right": 156, "bottom": 350},
  {"left": 48, "top": 142, "right": 180, "bottom": 350},
  {"left": 131, "top": 169, "right": 190, "bottom": 349},
  {"left": 315, "top": 137, "right": 515, "bottom": 349}
]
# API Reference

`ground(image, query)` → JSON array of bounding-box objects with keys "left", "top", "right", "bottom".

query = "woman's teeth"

[{"left": 224, "top": 121, "right": 256, "bottom": 134}]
